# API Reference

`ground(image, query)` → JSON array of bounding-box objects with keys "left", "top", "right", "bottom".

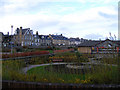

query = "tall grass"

[{"left": 2, "top": 52, "right": 120, "bottom": 84}]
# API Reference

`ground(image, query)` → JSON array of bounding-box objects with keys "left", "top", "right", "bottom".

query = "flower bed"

[{"left": 2, "top": 51, "right": 49, "bottom": 58}]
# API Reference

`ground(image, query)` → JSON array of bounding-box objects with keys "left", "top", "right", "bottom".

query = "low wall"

[{"left": 2, "top": 80, "right": 120, "bottom": 89}]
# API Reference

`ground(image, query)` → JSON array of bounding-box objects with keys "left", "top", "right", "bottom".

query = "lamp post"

[{"left": 11, "top": 25, "right": 13, "bottom": 53}]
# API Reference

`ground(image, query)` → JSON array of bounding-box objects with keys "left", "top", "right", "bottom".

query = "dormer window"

[
  {"left": 108, "top": 44, "right": 112, "bottom": 48},
  {"left": 42, "top": 36, "right": 44, "bottom": 38}
]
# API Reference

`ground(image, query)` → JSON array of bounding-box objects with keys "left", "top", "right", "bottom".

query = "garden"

[{"left": 1, "top": 51, "right": 120, "bottom": 84}]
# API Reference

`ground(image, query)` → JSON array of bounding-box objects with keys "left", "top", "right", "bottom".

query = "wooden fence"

[{"left": 2, "top": 80, "right": 120, "bottom": 89}]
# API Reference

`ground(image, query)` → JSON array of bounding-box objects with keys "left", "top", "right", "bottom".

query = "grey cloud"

[
  {"left": 84, "top": 33, "right": 105, "bottom": 40},
  {"left": 98, "top": 12, "right": 117, "bottom": 19}
]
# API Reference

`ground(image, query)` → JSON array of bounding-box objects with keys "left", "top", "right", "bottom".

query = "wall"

[
  {"left": 78, "top": 47, "right": 91, "bottom": 53},
  {"left": 2, "top": 80, "right": 119, "bottom": 89}
]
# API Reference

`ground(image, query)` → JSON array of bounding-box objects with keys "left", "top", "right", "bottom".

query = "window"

[
  {"left": 42, "top": 36, "right": 44, "bottom": 38},
  {"left": 27, "top": 32, "right": 29, "bottom": 34},
  {"left": 22, "top": 42, "right": 23, "bottom": 46},
  {"left": 108, "top": 44, "right": 112, "bottom": 48},
  {"left": 25, "top": 36, "right": 26, "bottom": 40},
  {"left": 30, "top": 42, "right": 31, "bottom": 45}
]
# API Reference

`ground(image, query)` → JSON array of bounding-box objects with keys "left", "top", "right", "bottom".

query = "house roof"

[
  {"left": 39, "top": 35, "right": 51, "bottom": 40},
  {"left": 0, "top": 32, "right": 3, "bottom": 35},
  {"left": 3, "top": 35, "right": 14, "bottom": 43},
  {"left": 69, "top": 38, "right": 80, "bottom": 41},
  {"left": 78, "top": 39, "right": 120, "bottom": 47},
  {"left": 51, "top": 35, "right": 69, "bottom": 40},
  {"left": 16, "top": 28, "right": 31, "bottom": 35},
  {"left": 38, "top": 34, "right": 69, "bottom": 40}
]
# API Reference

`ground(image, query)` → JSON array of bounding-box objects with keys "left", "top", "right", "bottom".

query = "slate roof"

[
  {"left": 51, "top": 35, "right": 69, "bottom": 40},
  {"left": 33, "top": 34, "right": 39, "bottom": 38},
  {"left": 16, "top": 28, "right": 30, "bottom": 35},
  {"left": 69, "top": 38, "right": 80, "bottom": 41},
  {"left": 38, "top": 35, "right": 69, "bottom": 40},
  {"left": 78, "top": 39, "right": 120, "bottom": 47},
  {"left": 0, "top": 32, "right": 3, "bottom": 35},
  {"left": 3, "top": 35, "right": 14, "bottom": 43},
  {"left": 39, "top": 35, "right": 51, "bottom": 40}
]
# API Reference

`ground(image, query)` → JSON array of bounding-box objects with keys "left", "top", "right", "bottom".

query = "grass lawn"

[{"left": 27, "top": 64, "right": 119, "bottom": 84}]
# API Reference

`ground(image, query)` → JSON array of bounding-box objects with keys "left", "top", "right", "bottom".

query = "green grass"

[
  {"left": 27, "top": 65, "right": 90, "bottom": 83},
  {"left": 27, "top": 65, "right": 119, "bottom": 84}
]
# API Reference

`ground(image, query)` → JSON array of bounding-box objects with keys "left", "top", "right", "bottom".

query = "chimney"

[
  {"left": 19, "top": 27, "right": 22, "bottom": 36},
  {"left": 20, "top": 27, "right": 22, "bottom": 30},
  {"left": 36, "top": 31, "right": 38, "bottom": 35},
  {"left": 7, "top": 32, "right": 9, "bottom": 35},
  {"left": 11, "top": 25, "right": 13, "bottom": 35},
  {"left": 19, "top": 27, "right": 22, "bottom": 45}
]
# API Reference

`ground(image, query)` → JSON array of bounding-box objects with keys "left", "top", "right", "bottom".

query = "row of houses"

[
  {"left": 0, "top": 27, "right": 88, "bottom": 48},
  {"left": 1, "top": 27, "right": 120, "bottom": 55}
]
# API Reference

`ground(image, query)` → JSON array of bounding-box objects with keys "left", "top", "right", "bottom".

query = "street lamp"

[{"left": 11, "top": 25, "right": 13, "bottom": 53}]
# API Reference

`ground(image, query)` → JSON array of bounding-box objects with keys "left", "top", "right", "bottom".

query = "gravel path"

[
  {"left": 22, "top": 58, "right": 118, "bottom": 74},
  {"left": 22, "top": 63, "right": 68, "bottom": 73}
]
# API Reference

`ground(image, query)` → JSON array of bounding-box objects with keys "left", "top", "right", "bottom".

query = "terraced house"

[
  {"left": 39, "top": 35, "right": 52, "bottom": 46},
  {"left": 49, "top": 34, "right": 70, "bottom": 46},
  {"left": 14, "top": 27, "right": 34, "bottom": 46},
  {"left": 33, "top": 31, "right": 52, "bottom": 47},
  {"left": 1, "top": 27, "right": 89, "bottom": 48},
  {"left": 69, "top": 38, "right": 81, "bottom": 46}
]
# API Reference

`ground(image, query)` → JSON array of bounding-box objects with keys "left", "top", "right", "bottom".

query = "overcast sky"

[{"left": 0, "top": 0, "right": 118, "bottom": 40}]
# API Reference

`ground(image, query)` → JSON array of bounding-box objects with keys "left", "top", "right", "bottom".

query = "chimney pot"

[{"left": 20, "top": 27, "right": 22, "bottom": 29}]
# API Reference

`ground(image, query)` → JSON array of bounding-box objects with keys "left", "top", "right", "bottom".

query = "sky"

[{"left": 0, "top": 0, "right": 119, "bottom": 40}]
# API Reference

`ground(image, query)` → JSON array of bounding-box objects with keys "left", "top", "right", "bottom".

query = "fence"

[{"left": 92, "top": 48, "right": 120, "bottom": 54}]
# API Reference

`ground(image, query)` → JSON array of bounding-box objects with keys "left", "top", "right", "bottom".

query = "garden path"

[
  {"left": 22, "top": 58, "right": 118, "bottom": 74},
  {"left": 22, "top": 63, "right": 68, "bottom": 74}
]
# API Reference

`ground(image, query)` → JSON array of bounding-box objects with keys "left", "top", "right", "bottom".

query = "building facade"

[
  {"left": 50, "top": 34, "right": 70, "bottom": 46},
  {"left": 78, "top": 39, "right": 120, "bottom": 54},
  {"left": 0, "top": 32, "right": 3, "bottom": 51},
  {"left": 14, "top": 27, "right": 34, "bottom": 46},
  {"left": 39, "top": 35, "right": 52, "bottom": 46}
]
